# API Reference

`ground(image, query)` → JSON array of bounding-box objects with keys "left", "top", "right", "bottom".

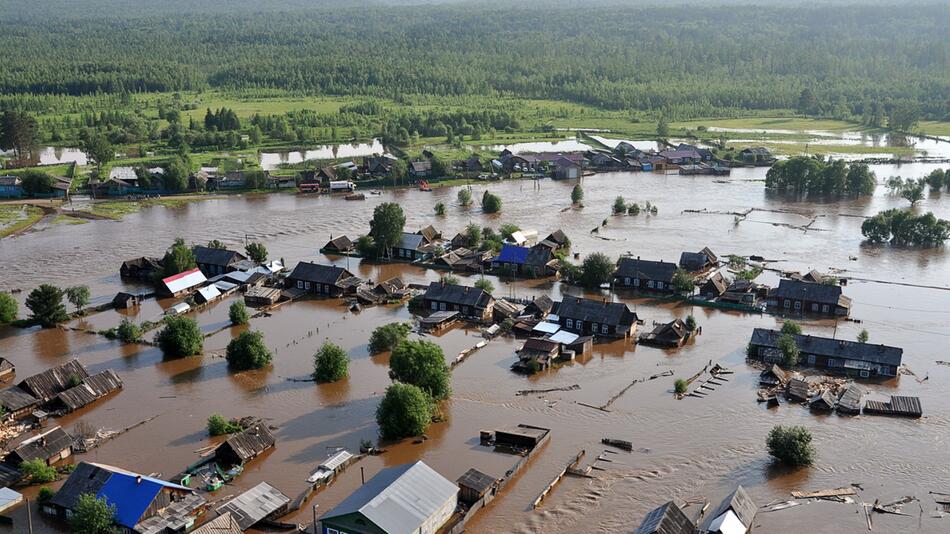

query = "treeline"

[
  {"left": 0, "top": 4, "right": 948, "bottom": 120},
  {"left": 765, "top": 156, "right": 876, "bottom": 198}
]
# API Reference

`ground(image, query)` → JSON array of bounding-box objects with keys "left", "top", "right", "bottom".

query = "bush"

[
  {"left": 434, "top": 201, "right": 446, "bottom": 216},
  {"left": 245, "top": 242, "right": 268, "bottom": 263},
  {"left": 684, "top": 315, "right": 697, "bottom": 332},
  {"left": 389, "top": 340, "right": 451, "bottom": 400},
  {"left": 38, "top": 486, "right": 55, "bottom": 503},
  {"left": 499, "top": 223, "right": 520, "bottom": 240},
  {"left": 458, "top": 188, "right": 473, "bottom": 206},
  {"left": 156, "top": 316, "right": 203, "bottom": 357},
  {"left": 376, "top": 383, "right": 433, "bottom": 439},
  {"left": 767, "top": 425, "right": 815, "bottom": 466},
  {"left": 441, "top": 274, "right": 459, "bottom": 285},
  {"left": 313, "top": 342, "right": 350, "bottom": 382},
  {"left": 571, "top": 184, "right": 584, "bottom": 204},
  {"left": 0, "top": 292, "right": 17, "bottom": 323},
  {"left": 116, "top": 318, "right": 142, "bottom": 343},
  {"left": 368, "top": 323, "right": 412, "bottom": 354},
  {"left": 25, "top": 284, "right": 69, "bottom": 327},
  {"left": 613, "top": 196, "right": 627, "bottom": 214},
  {"left": 474, "top": 278, "right": 494, "bottom": 294},
  {"left": 226, "top": 330, "right": 272, "bottom": 370},
  {"left": 672, "top": 268, "right": 694, "bottom": 293},
  {"left": 481, "top": 191, "right": 502, "bottom": 213},
  {"left": 674, "top": 378, "right": 688, "bottom": 394},
  {"left": 229, "top": 301, "right": 249, "bottom": 325},
  {"left": 207, "top": 413, "right": 243, "bottom": 436},
  {"left": 780, "top": 320, "right": 802, "bottom": 335},
  {"left": 579, "top": 252, "right": 614, "bottom": 288},
  {"left": 777, "top": 334, "right": 800, "bottom": 367},
  {"left": 857, "top": 329, "right": 869, "bottom": 343},
  {"left": 21, "top": 458, "right": 57, "bottom": 483},
  {"left": 70, "top": 493, "right": 117, "bottom": 534}
]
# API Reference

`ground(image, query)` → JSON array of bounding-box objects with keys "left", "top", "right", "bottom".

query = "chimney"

[
  {"left": 136, "top": 475, "right": 142, "bottom": 484},
  {"left": 575, "top": 297, "right": 581, "bottom": 304}
]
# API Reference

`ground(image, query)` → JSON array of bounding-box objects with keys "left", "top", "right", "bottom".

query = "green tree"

[
  {"left": 65, "top": 285, "right": 91, "bottom": 313},
  {"left": 162, "top": 237, "right": 196, "bottom": 276},
  {"left": 441, "top": 274, "right": 460, "bottom": 285},
  {"left": 900, "top": 179, "right": 926, "bottom": 206},
  {"left": 37, "top": 486, "right": 55, "bottom": 503},
  {"left": 767, "top": 425, "right": 815, "bottom": 466},
  {"left": 207, "top": 413, "right": 242, "bottom": 436},
  {"left": 674, "top": 378, "right": 688, "bottom": 395},
  {"left": 207, "top": 240, "right": 227, "bottom": 249},
  {"left": 499, "top": 223, "right": 520, "bottom": 240},
  {"left": 571, "top": 184, "right": 584, "bottom": 204},
  {"left": 0, "top": 110, "right": 39, "bottom": 160},
  {"left": 376, "top": 383, "right": 433, "bottom": 439},
  {"left": 857, "top": 329, "right": 869, "bottom": 343},
  {"left": 156, "top": 316, "right": 203, "bottom": 357},
  {"left": 162, "top": 157, "right": 189, "bottom": 191},
  {"left": 684, "top": 315, "right": 697, "bottom": 332},
  {"left": 249, "top": 126, "right": 263, "bottom": 144},
  {"left": 116, "top": 318, "right": 142, "bottom": 343},
  {"left": 780, "top": 320, "right": 802, "bottom": 335},
  {"left": 389, "top": 339, "right": 451, "bottom": 400},
  {"left": 83, "top": 135, "right": 114, "bottom": 173},
  {"left": 777, "top": 333, "right": 800, "bottom": 367},
  {"left": 245, "top": 242, "right": 268, "bottom": 263},
  {"left": 671, "top": 269, "right": 694, "bottom": 293},
  {"left": 925, "top": 169, "right": 945, "bottom": 191},
  {"left": 369, "top": 202, "right": 406, "bottom": 257},
  {"left": 613, "top": 196, "right": 627, "bottom": 214},
  {"left": 313, "top": 342, "right": 350, "bottom": 382},
  {"left": 369, "top": 322, "right": 412, "bottom": 354},
  {"left": 226, "top": 330, "right": 271, "bottom": 370},
  {"left": 355, "top": 235, "right": 377, "bottom": 258},
  {"left": 579, "top": 252, "right": 614, "bottom": 288},
  {"left": 25, "top": 284, "right": 68, "bottom": 327},
  {"left": 464, "top": 223, "right": 481, "bottom": 248},
  {"left": 457, "top": 188, "right": 473, "bottom": 206},
  {"left": 0, "top": 292, "right": 17, "bottom": 323},
  {"left": 481, "top": 191, "right": 502, "bottom": 213},
  {"left": 474, "top": 278, "right": 494, "bottom": 294},
  {"left": 434, "top": 201, "right": 446, "bottom": 216},
  {"left": 19, "top": 171, "right": 54, "bottom": 196},
  {"left": 21, "top": 458, "right": 58, "bottom": 483},
  {"left": 229, "top": 301, "right": 249, "bottom": 325},
  {"left": 797, "top": 88, "right": 818, "bottom": 116},
  {"left": 70, "top": 493, "right": 117, "bottom": 534},
  {"left": 656, "top": 116, "right": 670, "bottom": 138}
]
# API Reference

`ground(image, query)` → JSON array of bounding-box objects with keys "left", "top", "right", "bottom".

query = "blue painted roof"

[
  {"left": 495, "top": 244, "right": 530, "bottom": 264},
  {"left": 96, "top": 472, "right": 190, "bottom": 528}
]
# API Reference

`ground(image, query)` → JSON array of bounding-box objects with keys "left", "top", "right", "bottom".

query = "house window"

[
  {"left": 576, "top": 321, "right": 583, "bottom": 331},
  {"left": 794, "top": 301, "right": 801, "bottom": 310},
  {"left": 601, "top": 324, "right": 608, "bottom": 334},
  {"left": 326, "top": 529, "right": 339, "bottom": 534},
  {"left": 860, "top": 370, "right": 870, "bottom": 378},
  {"left": 297, "top": 281, "right": 304, "bottom": 289},
  {"left": 822, "top": 304, "right": 830, "bottom": 313},
  {"left": 647, "top": 280, "right": 655, "bottom": 288},
  {"left": 633, "top": 278, "right": 640, "bottom": 287},
  {"left": 828, "top": 358, "right": 841, "bottom": 367},
  {"left": 440, "top": 303, "right": 446, "bottom": 311},
  {"left": 657, "top": 282, "right": 664, "bottom": 290},
  {"left": 811, "top": 303, "right": 819, "bottom": 312},
  {"left": 592, "top": 323, "right": 598, "bottom": 332},
  {"left": 566, "top": 319, "right": 573, "bottom": 328},
  {"left": 807, "top": 354, "right": 816, "bottom": 365},
  {"left": 431, "top": 301, "right": 438, "bottom": 310},
  {"left": 784, "top": 299, "right": 791, "bottom": 308},
  {"left": 624, "top": 277, "right": 630, "bottom": 285},
  {"left": 305, "top": 282, "right": 311, "bottom": 290}
]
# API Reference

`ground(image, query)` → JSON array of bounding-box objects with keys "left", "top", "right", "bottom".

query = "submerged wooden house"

[
  {"left": 53, "top": 369, "right": 123, "bottom": 413},
  {"left": 212, "top": 424, "right": 276, "bottom": 466},
  {"left": 748, "top": 328, "right": 902, "bottom": 378},
  {"left": 4, "top": 426, "right": 73, "bottom": 467},
  {"left": 18, "top": 359, "right": 89, "bottom": 404},
  {"left": 632, "top": 501, "right": 694, "bottom": 534},
  {"left": 639, "top": 319, "right": 692, "bottom": 348}
]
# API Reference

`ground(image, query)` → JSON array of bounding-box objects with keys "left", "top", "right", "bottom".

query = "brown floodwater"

[{"left": 2, "top": 163, "right": 950, "bottom": 533}]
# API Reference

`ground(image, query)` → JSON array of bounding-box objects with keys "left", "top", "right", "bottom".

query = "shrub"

[
  {"left": 857, "top": 329, "right": 869, "bottom": 343},
  {"left": 38, "top": 486, "right": 55, "bottom": 503},
  {"left": 684, "top": 315, "right": 697, "bottom": 332},
  {"left": 228, "top": 301, "right": 249, "bottom": 325},
  {"left": 0, "top": 292, "right": 18, "bottom": 323},
  {"left": 116, "top": 318, "right": 142, "bottom": 343},
  {"left": 70, "top": 493, "right": 117, "bottom": 534},
  {"left": 499, "top": 223, "right": 520, "bottom": 240},
  {"left": 481, "top": 191, "right": 502, "bottom": 213},
  {"left": 376, "top": 383, "right": 433, "bottom": 439},
  {"left": 457, "top": 188, "right": 473, "bottom": 206},
  {"left": 474, "top": 278, "right": 494, "bottom": 294},
  {"left": 207, "top": 413, "right": 243, "bottom": 436},
  {"left": 156, "top": 316, "right": 203, "bottom": 357},
  {"left": 613, "top": 196, "right": 627, "bottom": 214},
  {"left": 226, "top": 330, "right": 272, "bottom": 370},
  {"left": 245, "top": 242, "right": 268, "bottom": 263},
  {"left": 313, "top": 342, "right": 350, "bottom": 382},
  {"left": 389, "top": 340, "right": 451, "bottom": 400},
  {"left": 368, "top": 323, "right": 412, "bottom": 354},
  {"left": 780, "top": 320, "right": 802, "bottom": 335},
  {"left": 674, "top": 378, "right": 688, "bottom": 394},
  {"left": 21, "top": 458, "right": 57, "bottom": 483},
  {"left": 571, "top": 184, "right": 584, "bottom": 204},
  {"left": 434, "top": 202, "right": 446, "bottom": 216},
  {"left": 441, "top": 274, "right": 459, "bottom": 285},
  {"left": 767, "top": 425, "right": 815, "bottom": 466}
]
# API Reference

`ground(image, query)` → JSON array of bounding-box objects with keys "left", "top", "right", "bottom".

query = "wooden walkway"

[{"left": 864, "top": 396, "right": 922, "bottom": 418}]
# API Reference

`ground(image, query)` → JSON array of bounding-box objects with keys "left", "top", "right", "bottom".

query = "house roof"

[
  {"left": 647, "top": 319, "right": 689, "bottom": 341},
  {"left": 423, "top": 282, "right": 493, "bottom": 309},
  {"left": 708, "top": 509, "right": 745, "bottom": 534},
  {"left": 544, "top": 230, "right": 569, "bottom": 245},
  {"left": 633, "top": 501, "right": 694, "bottom": 534},
  {"left": 18, "top": 359, "right": 89, "bottom": 402},
  {"left": 161, "top": 268, "right": 207, "bottom": 295},
  {"left": 750, "top": 328, "right": 903, "bottom": 367},
  {"left": 703, "top": 272, "right": 729, "bottom": 294},
  {"left": 196, "top": 285, "right": 222, "bottom": 303},
  {"left": 741, "top": 146, "right": 772, "bottom": 156},
  {"left": 679, "top": 247, "right": 717, "bottom": 270},
  {"left": 216, "top": 424, "right": 276, "bottom": 463},
  {"left": 288, "top": 262, "right": 353, "bottom": 286},
  {"left": 658, "top": 149, "right": 701, "bottom": 160},
  {"left": 0, "top": 387, "right": 39, "bottom": 412},
  {"left": 548, "top": 330, "right": 579, "bottom": 345},
  {"left": 396, "top": 232, "right": 426, "bottom": 251},
  {"left": 217, "top": 482, "right": 290, "bottom": 531},
  {"left": 325, "top": 235, "right": 353, "bottom": 251},
  {"left": 615, "top": 257, "right": 677, "bottom": 283},
  {"left": 707, "top": 486, "right": 756, "bottom": 529},
  {"left": 191, "top": 512, "right": 242, "bottom": 534},
  {"left": 494, "top": 244, "right": 552, "bottom": 267},
  {"left": 55, "top": 369, "right": 122, "bottom": 412},
  {"left": 11, "top": 426, "right": 73, "bottom": 463},
  {"left": 556, "top": 297, "right": 637, "bottom": 327},
  {"left": 320, "top": 461, "right": 458, "bottom": 534},
  {"left": 193, "top": 246, "right": 246, "bottom": 268},
  {"left": 526, "top": 295, "right": 554, "bottom": 315},
  {"left": 521, "top": 337, "right": 560, "bottom": 354},
  {"left": 409, "top": 160, "right": 432, "bottom": 173},
  {"left": 416, "top": 225, "right": 440, "bottom": 243},
  {"left": 456, "top": 468, "right": 496, "bottom": 494},
  {"left": 773, "top": 279, "right": 852, "bottom": 309}
]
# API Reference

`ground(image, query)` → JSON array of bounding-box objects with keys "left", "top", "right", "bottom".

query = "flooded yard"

[
  {"left": 258, "top": 139, "right": 386, "bottom": 170},
  {"left": 1, "top": 162, "right": 949, "bottom": 533}
]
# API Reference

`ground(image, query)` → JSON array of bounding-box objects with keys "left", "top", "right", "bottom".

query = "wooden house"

[
  {"left": 658, "top": 149, "right": 701, "bottom": 166},
  {"left": 0, "top": 358, "right": 14, "bottom": 380},
  {"left": 391, "top": 232, "right": 430, "bottom": 261},
  {"left": 555, "top": 296, "right": 638, "bottom": 338},
  {"left": 513, "top": 337, "right": 560, "bottom": 372},
  {"left": 0, "top": 387, "right": 39, "bottom": 420},
  {"left": 786, "top": 378, "right": 810, "bottom": 403},
  {"left": 18, "top": 359, "right": 90, "bottom": 404},
  {"left": 421, "top": 281, "right": 495, "bottom": 321},
  {"left": 748, "top": 328, "right": 901, "bottom": 378},
  {"left": 613, "top": 257, "right": 678, "bottom": 293},
  {"left": 491, "top": 244, "right": 557, "bottom": 277},
  {"left": 416, "top": 225, "right": 441, "bottom": 243},
  {"left": 638, "top": 319, "right": 692, "bottom": 348},
  {"left": 524, "top": 295, "right": 554, "bottom": 318},
  {"left": 678, "top": 247, "right": 718, "bottom": 272},
  {"left": 456, "top": 468, "right": 497, "bottom": 505},
  {"left": 767, "top": 279, "right": 851, "bottom": 316},
  {"left": 702, "top": 485, "right": 757, "bottom": 534},
  {"left": 286, "top": 262, "right": 359, "bottom": 297},
  {"left": 758, "top": 364, "right": 788, "bottom": 387},
  {"left": 4, "top": 426, "right": 73, "bottom": 467},
  {"left": 739, "top": 146, "right": 775, "bottom": 165},
  {"left": 408, "top": 159, "right": 433, "bottom": 179},
  {"left": 537, "top": 229, "right": 569, "bottom": 252},
  {"left": 632, "top": 501, "right": 694, "bottom": 534},
  {"left": 159, "top": 268, "right": 207, "bottom": 298},
  {"left": 217, "top": 482, "right": 290, "bottom": 531},
  {"left": 120, "top": 257, "right": 162, "bottom": 281},
  {"left": 552, "top": 157, "right": 582, "bottom": 180},
  {"left": 0, "top": 176, "right": 22, "bottom": 198},
  {"left": 112, "top": 291, "right": 144, "bottom": 309},
  {"left": 52, "top": 369, "right": 123, "bottom": 413},
  {"left": 492, "top": 425, "right": 550, "bottom": 449},
  {"left": 810, "top": 390, "right": 838, "bottom": 411},
  {"left": 193, "top": 246, "right": 247, "bottom": 277},
  {"left": 212, "top": 424, "right": 276, "bottom": 467},
  {"left": 322, "top": 235, "right": 354, "bottom": 254},
  {"left": 700, "top": 272, "right": 728, "bottom": 299}
]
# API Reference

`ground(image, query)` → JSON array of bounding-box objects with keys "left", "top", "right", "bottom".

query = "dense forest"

[{"left": 0, "top": 1, "right": 948, "bottom": 120}]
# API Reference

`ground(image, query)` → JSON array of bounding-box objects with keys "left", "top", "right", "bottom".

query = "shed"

[
  {"left": 245, "top": 286, "right": 282, "bottom": 307},
  {"left": 213, "top": 424, "right": 276, "bottom": 466},
  {"left": 493, "top": 424, "right": 550, "bottom": 449},
  {"left": 53, "top": 369, "right": 123, "bottom": 412},
  {"left": 456, "top": 468, "right": 497, "bottom": 505},
  {"left": 217, "top": 482, "right": 290, "bottom": 531},
  {"left": 18, "top": 359, "right": 89, "bottom": 403},
  {"left": 638, "top": 319, "right": 691, "bottom": 348},
  {"left": 112, "top": 291, "right": 144, "bottom": 309},
  {"left": 160, "top": 268, "right": 208, "bottom": 297},
  {"left": 809, "top": 390, "right": 838, "bottom": 411},
  {"left": 5, "top": 426, "right": 73, "bottom": 467},
  {"left": 525, "top": 295, "right": 554, "bottom": 318},
  {"left": 786, "top": 378, "right": 810, "bottom": 403},
  {"left": 0, "top": 357, "right": 13, "bottom": 379},
  {"left": 323, "top": 235, "right": 354, "bottom": 254},
  {"left": 864, "top": 396, "right": 922, "bottom": 418},
  {"left": 195, "top": 285, "right": 222, "bottom": 304},
  {"left": 837, "top": 383, "right": 865, "bottom": 414},
  {"left": 632, "top": 501, "right": 694, "bottom": 534},
  {"left": 0, "top": 387, "right": 40, "bottom": 420},
  {"left": 758, "top": 364, "right": 788, "bottom": 387}
]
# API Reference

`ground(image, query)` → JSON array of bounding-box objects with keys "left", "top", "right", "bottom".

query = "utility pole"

[
  {"left": 27, "top": 498, "right": 33, "bottom": 534},
  {"left": 312, "top": 504, "right": 318, "bottom": 534}
]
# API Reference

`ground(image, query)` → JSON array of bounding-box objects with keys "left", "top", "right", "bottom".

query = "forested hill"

[{"left": 1, "top": 1, "right": 948, "bottom": 119}]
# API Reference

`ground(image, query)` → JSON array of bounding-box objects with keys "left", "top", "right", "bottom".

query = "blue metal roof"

[
  {"left": 494, "top": 244, "right": 530, "bottom": 264},
  {"left": 96, "top": 471, "right": 191, "bottom": 528}
]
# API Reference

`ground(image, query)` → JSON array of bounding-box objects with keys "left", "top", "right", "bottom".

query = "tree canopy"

[
  {"left": 389, "top": 339, "right": 451, "bottom": 400},
  {"left": 376, "top": 383, "right": 433, "bottom": 440},
  {"left": 156, "top": 316, "right": 203, "bottom": 357},
  {"left": 226, "top": 330, "right": 272, "bottom": 370},
  {"left": 313, "top": 342, "right": 350, "bottom": 382},
  {"left": 579, "top": 252, "right": 614, "bottom": 288},
  {"left": 369, "top": 202, "right": 406, "bottom": 256},
  {"left": 0, "top": 292, "right": 18, "bottom": 323},
  {"left": 767, "top": 425, "right": 815, "bottom": 466},
  {"left": 766, "top": 157, "right": 876, "bottom": 197},
  {"left": 70, "top": 494, "right": 117, "bottom": 534},
  {"left": 369, "top": 322, "right": 412, "bottom": 354},
  {"left": 861, "top": 209, "right": 950, "bottom": 246},
  {"left": 161, "top": 237, "right": 196, "bottom": 277},
  {"left": 25, "top": 284, "right": 68, "bottom": 327}
]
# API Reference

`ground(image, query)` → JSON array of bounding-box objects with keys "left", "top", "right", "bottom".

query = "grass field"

[{"left": 0, "top": 205, "right": 45, "bottom": 238}]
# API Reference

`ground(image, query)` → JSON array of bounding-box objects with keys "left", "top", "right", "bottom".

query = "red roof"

[{"left": 162, "top": 267, "right": 201, "bottom": 284}]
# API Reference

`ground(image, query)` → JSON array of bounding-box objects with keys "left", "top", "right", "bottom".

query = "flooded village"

[{"left": 1, "top": 130, "right": 950, "bottom": 534}]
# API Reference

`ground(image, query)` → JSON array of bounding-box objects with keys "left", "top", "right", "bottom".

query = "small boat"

[
  {"left": 344, "top": 193, "right": 365, "bottom": 201},
  {"left": 418, "top": 180, "right": 431, "bottom": 192}
]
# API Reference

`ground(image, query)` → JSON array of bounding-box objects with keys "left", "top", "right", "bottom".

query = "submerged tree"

[
  {"left": 767, "top": 425, "right": 815, "bottom": 466},
  {"left": 25, "top": 284, "right": 68, "bottom": 327},
  {"left": 571, "top": 184, "right": 584, "bottom": 205},
  {"left": 0, "top": 292, "right": 18, "bottom": 323},
  {"left": 65, "top": 285, "right": 91, "bottom": 313},
  {"left": 376, "top": 383, "right": 433, "bottom": 439},
  {"left": 389, "top": 340, "right": 451, "bottom": 400},
  {"left": 369, "top": 202, "right": 406, "bottom": 257},
  {"left": 313, "top": 342, "right": 350, "bottom": 382},
  {"left": 226, "top": 330, "right": 271, "bottom": 370},
  {"left": 368, "top": 322, "right": 412, "bottom": 354},
  {"left": 228, "top": 301, "right": 249, "bottom": 325},
  {"left": 156, "top": 316, "right": 203, "bottom": 357},
  {"left": 579, "top": 252, "right": 614, "bottom": 288}
]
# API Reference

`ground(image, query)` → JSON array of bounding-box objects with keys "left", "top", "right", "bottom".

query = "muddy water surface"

[{"left": 1, "top": 164, "right": 950, "bottom": 533}]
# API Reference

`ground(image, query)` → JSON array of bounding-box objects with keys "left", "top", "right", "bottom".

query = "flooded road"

[{"left": 2, "top": 162, "right": 950, "bottom": 533}]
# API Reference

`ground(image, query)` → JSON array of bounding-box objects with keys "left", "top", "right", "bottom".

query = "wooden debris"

[
  {"left": 601, "top": 438, "right": 633, "bottom": 452},
  {"left": 516, "top": 384, "right": 580, "bottom": 396},
  {"left": 791, "top": 487, "right": 857, "bottom": 499}
]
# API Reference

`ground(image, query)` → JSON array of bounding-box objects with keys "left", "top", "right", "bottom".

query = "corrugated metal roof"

[
  {"left": 162, "top": 268, "right": 207, "bottom": 294},
  {"left": 321, "top": 450, "right": 353, "bottom": 471},
  {"left": 548, "top": 330, "right": 579, "bottom": 344},
  {"left": 320, "top": 461, "right": 458, "bottom": 534},
  {"left": 196, "top": 285, "right": 222, "bottom": 303},
  {"left": 532, "top": 321, "right": 560, "bottom": 334},
  {"left": 217, "top": 482, "right": 290, "bottom": 531}
]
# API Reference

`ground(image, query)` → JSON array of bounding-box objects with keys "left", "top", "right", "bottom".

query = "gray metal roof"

[
  {"left": 320, "top": 461, "right": 458, "bottom": 534},
  {"left": 423, "top": 282, "right": 493, "bottom": 309},
  {"left": 395, "top": 232, "right": 426, "bottom": 251},
  {"left": 705, "top": 485, "right": 756, "bottom": 530},
  {"left": 556, "top": 296, "right": 637, "bottom": 327},
  {"left": 633, "top": 501, "right": 694, "bottom": 534},
  {"left": 217, "top": 482, "right": 290, "bottom": 531},
  {"left": 750, "top": 328, "right": 903, "bottom": 366},
  {"left": 287, "top": 262, "right": 353, "bottom": 286},
  {"left": 771, "top": 279, "right": 848, "bottom": 306},
  {"left": 615, "top": 257, "right": 677, "bottom": 282},
  {"left": 193, "top": 246, "right": 246, "bottom": 268}
]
